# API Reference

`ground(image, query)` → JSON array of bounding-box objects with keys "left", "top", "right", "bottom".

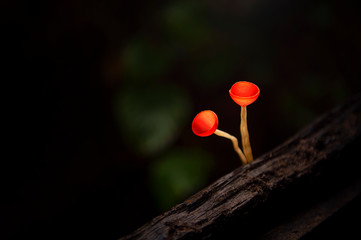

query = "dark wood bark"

[
  {"left": 258, "top": 177, "right": 361, "bottom": 239},
  {"left": 120, "top": 94, "right": 361, "bottom": 240}
]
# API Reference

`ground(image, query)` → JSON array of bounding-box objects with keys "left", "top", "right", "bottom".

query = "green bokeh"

[
  {"left": 149, "top": 148, "right": 214, "bottom": 211},
  {"left": 161, "top": 1, "right": 210, "bottom": 49},
  {"left": 114, "top": 85, "right": 191, "bottom": 156},
  {"left": 122, "top": 38, "right": 174, "bottom": 81}
]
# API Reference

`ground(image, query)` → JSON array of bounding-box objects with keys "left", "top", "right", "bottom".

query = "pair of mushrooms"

[{"left": 192, "top": 81, "right": 260, "bottom": 165}]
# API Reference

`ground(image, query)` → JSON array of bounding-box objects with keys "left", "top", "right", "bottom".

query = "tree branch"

[{"left": 120, "top": 94, "right": 361, "bottom": 240}]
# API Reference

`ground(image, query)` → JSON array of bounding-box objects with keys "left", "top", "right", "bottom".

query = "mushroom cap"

[
  {"left": 229, "top": 81, "right": 260, "bottom": 107},
  {"left": 192, "top": 110, "right": 219, "bottom": 137}
]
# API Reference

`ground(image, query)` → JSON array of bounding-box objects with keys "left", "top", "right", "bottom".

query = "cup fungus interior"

[
  {"left": 229, "top": 81, "right": 260, "bottom": 107},
  {"left": 192, "top": 110, "right": 218, "bottom": 137}
]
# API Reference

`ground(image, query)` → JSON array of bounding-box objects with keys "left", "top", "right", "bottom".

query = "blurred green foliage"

[
  {"left": 114, "top": 0, "right": 358, "bottom": 212},
  {"left": 162, "top": 1, "right": 210, "bottom": 49},
  {"left": 115, "top": 85, "right": 191, "bottom": 156},
  {"left": 149, "top": 148, "right": 214, "bottom": 211},
  {"left": 6, "top": 0, "right": 361, "bottom": 238},
  {"left": 122, "top": 39, "right": 174, "bottom": 81}
]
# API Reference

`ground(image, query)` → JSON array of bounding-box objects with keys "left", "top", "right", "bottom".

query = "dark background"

[{"left": 2, "top": 0, "right": 361, "bottom": 239}]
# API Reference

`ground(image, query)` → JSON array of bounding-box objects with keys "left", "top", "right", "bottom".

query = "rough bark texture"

[
  {"left": 258, "top": 178, "right": 361, "bottom": 239},
  {"left": 120, "top": 94, "right": 361, "bottom": 240}
]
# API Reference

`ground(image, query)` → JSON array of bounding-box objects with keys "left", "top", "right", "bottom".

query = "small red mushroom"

[
  {"left": 192, "top": 110, "right": 219, "bottom": 137},
  {"left": 229, "top": 81, "right": 260, "bottom": 163},
  {"left": 229, "top": 81, "right": 260, "bottom": 107},
  {"left": 192, "top": 110, "right": 247, "bottom": 165}
]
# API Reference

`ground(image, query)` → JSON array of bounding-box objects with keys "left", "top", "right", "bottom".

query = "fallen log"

[{"left": 120, "top": 93, "right": 361, "bottom": 240}]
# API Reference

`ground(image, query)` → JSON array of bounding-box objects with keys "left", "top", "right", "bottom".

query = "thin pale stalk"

[
  {"left": 214, "top": 129, "right": 247, "bottom": 165},
  {"left": 241, "top": 106, "right": 253, "bottom": 162}
]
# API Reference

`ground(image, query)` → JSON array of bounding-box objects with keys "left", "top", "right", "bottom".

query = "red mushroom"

[
  {"left": 229, "top": 81, "right": 260, "bottom": 107},
  {"left": 192, "top": 110, "right": 219, "bottom": 137},
  {"left": 192, "top": 110, "right": 247, "bottom": 165},
  {"left": 229, "top": 81, "right": 260, "bottom": 163}
]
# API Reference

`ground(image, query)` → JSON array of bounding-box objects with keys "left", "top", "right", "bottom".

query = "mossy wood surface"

[{"left": 120, "top": 94, "right": 361, "bottom": 240}]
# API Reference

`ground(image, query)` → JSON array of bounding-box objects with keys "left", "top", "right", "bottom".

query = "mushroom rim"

[{"left": 229, "top": 81, "right": 260, "bottom": 99}]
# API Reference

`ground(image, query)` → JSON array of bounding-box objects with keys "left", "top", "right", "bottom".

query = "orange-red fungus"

[
  {"left": 192, "top": 110, "right": 218, "bottom": 137},
  {"left": 229, "top": 81, "right": 260, "bottom": 107}
]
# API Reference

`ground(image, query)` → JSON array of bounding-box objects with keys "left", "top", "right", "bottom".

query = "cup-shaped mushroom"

[
  {"left": 229, "top": 81, "right": 260, "bottom": 107},
  {"left": 192, "top": 110, "right": 218, "bottom": 137}
]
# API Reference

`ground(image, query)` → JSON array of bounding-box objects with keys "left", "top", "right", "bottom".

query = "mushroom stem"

[
  {"left": 214, "top": 129, "right": 247, "bottom": 165},
  {"left": 241, "top": 106, "right": 253, "bottom": 162}
]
